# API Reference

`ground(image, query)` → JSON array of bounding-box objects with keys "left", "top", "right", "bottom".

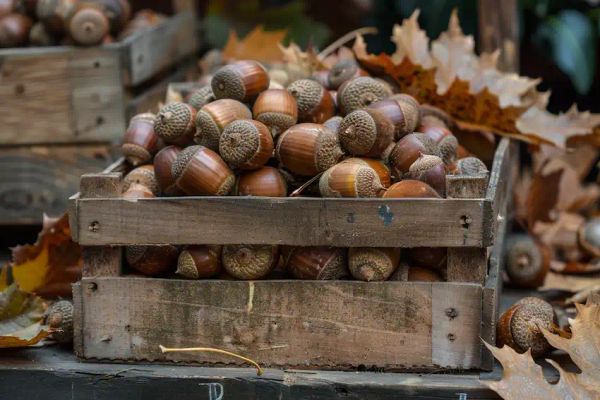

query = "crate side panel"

[
  {"left": 81, "top": 278, "right": 434, "bottom": 369},
  {"left": 75, "top": 197, "right": 487, "bottom": 247}
]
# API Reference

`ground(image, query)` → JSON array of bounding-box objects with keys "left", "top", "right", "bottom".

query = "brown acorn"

[
  {"left": 578, "top": 217, "right": 600, "bottom": 258},
  {"left": 122, "top": 183, "right": 154, "bottom": 199},
  {"left": 310, "top": 69, "right": 330, "bottom": 88},
  {"left": 222, "top": 244, "right": 279, "bottom": 280},
  {"left": 369, "top": 97, "right": 420, "bottom": 140},
  {"left": 188, "top": 85, "right": 215, "bottom": 110},
  {"left": 408, "top": 266, "right": 443, "bottom": 282},
  {"left": 171, "top": 145, "right": 235, "bottom": 196},
  {"left": 275, "top": 123, "right": 344, "bottom": 177},
  {"left": 122, "top": 164, "right": 159, "bottom": 195},
  {"left": 154, "top": 102, "right": 197, "bottom": 146},
  {"left": 337, "top": 76, "right": 392, "bottom": 115},
  {"left": 176, "top": 245, "right": 222, "bottom": 279},
  {"left": 405, "top": 154, "right": 447, "bottom": 197},
  {"left": 125, "top": 245, "right": 179, "bottom": 276},
  {"left": 67, "top": 4, "right": 109, "bottom": 45},
  {"left": 319, "top": 161, "right": 386, "bottom": 198},
  {"left": 219, "top": 119, "right": 273, "bottom": 170},
  {"left": 194, "top": 99, "right": 251, "bottom": 151},
  {"left": 284, "top": 246, "right": 348, "bottom": 280},
  {"left": 235, "top": 166, "right": 287, "bottom": 197},
  {"left": 340, "top": 157, "right": 391, "bottom": 188},
  {"left": 36, "top": 0, "right": 77, "bottom": 36},
  {"left": 419, "top": 104, "right": 453, "bottom": 129},
  {"left": 505, "top": 234, "right": 551, "bottom": 288},
  {"left": 497, "top": 297, "right": 557, "bottom": 357},
  {"left": 389, "top": 94, "right": 421, "bottom": 129},
  {"left": 349, "top": 247, "right": 400, "bottom": 281},
  {"left": 211, "top": 60, "right": 269, "bottom": 102},
  {"left": 92, "top": 0, "right": 131, "bottom": 35},
  {"left": 29, "top": 21, "right": 56, "bottom": 46},
  {"left": 388, "top": 133, "right": 439, "bottom": 178},
  {"left": 0, "top": 13, "right": 32, "bottom": 47},
  {"left": 122, "top": 113, "right": 161, "bottom": 166},
  {"left": 43, "top": 300, "right": 74, "bottom": 344},
  {"left": 338, "top": 108, "right": 394, "bottom": 158},
  {"left": 252, "top": 89, "right": 298, "bottom": 138},
  {"left": 153, "top": 145, "right": 183, "bottom": 196},
  {"left": 406, "top": 247, "right": 447, "bottom": 272},
  {"left": 422, "top": 125, "right": 458, "bottom": 165},
  {"left": 383, "top": 180, "right": 441, "bottom": 199},
  {"left": 323, "top": 116, "right": 342, "bottom": 132},
  {"left": 287, "top": 79, "right": 335, "bottom": 123},
  {"left": 453, "top": 156, "right": 489, "bottom": 176},
  {"left": 327, "top": 58, "right": 369, "bottom": 90}
]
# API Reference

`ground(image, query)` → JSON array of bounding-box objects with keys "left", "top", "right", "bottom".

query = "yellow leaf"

[
  {"left": 222, "top": 25, "right": 288, "bottom": 64},
  {"left": 0, "top": 322, "right": 51, "bottom": 349},
  {"left": 0, "top": 284, "right": 51, "bottom": 349}
]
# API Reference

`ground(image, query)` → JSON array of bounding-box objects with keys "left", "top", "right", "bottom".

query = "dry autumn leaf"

[
  {"left": 484, "top": 302, "right": 600, "bottom": 399},
  {"left": 222, "top": 25, "right": 288, "bottom": 64},
  {"left": 0, "top": 284, "right": 51, "bottom": 348},
  {"left": 353, "top": 10, "right": 600, "bottom": 147},
  {"left": 0, "top": 213, "right": 82, "bottom": 297}
]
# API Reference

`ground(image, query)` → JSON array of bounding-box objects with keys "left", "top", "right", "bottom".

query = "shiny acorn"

[
  {"left": 194, "top": 99, "right": 251, "bottom": 151},
  {"left": 211, "top": 60, "right": 269, "bottom": 102}
]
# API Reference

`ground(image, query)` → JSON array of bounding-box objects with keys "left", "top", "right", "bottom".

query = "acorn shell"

[
  {"left": 454, "top": 156, "right": 489, "bottom": 176},
  {"left": 153, "top": 145, "right": 183, "bottom": 196},
  {"left": 252, "top": 89, "right": 298, "bottom": 138},
  {"left": 275, "top": 123, "right": 344, "bottom": 177},
  {"left": 388, "top": 133, "right": 439, "bottom": 178},
  {"left": 67, "top": 4, "right": 109, "bottom": 45},
  {"left": 211, "top": 60, "right": 269, "bottom": 102},
  {"left": 327, "top": 58, "right": 369, "bottom": 89},
  {"left": 505, "top": 234, "right": 551, "bottom": 288},
  {"left": 338, "top": 76, "right": 392, "bottom": 115},
  {"left": 219, "top": 119, "right": 273, "bottom": 170},
  {"left": 222, "top": 244, "right": 279, "bottom": 280},
  {"left": 287, "top": 79, "right": 335, "bottom": 123},
  {"left": 389, "top": 94, "right": 421, "bottom": 132},
  {"left": 122, "top": 113, "right": 160, "bottom": 166},
  {"left": 44, "top": 300, "right": 74, "bottom": 343},
  {"left": 406, "top": 154, "right": 447, "bottom": 197},
  {"left": 122, "top": 165, "right": 159, "bottom": 195},
  {"left": 154, "top": 102, "right": 196, "bottom": 146},
  {"left": 383, "top": 180, "right": 441, "bottom": 199},
  {"left": 406, "top": 247, "right": 447, "bottom": 272},
  {"left": 369, "top": 97, "right": 420, "bottom": 140},
  {"left": 497, "top": 297, "right": 556, "bottom": 357},
  {"left": 349, "top": 247, "right": 401, "bottom": 281},
  {"left": 235, "top": 166, "right": 287, "bottom": 197},
  {"left": 338, "top": 108, "right": 394, "bottom": 158},
  {"left": 188, "top": 85, "right": 215, "bottom": 110},
  {"left": 0, "top": 13, "right": 32, "bottom": 47},
  {"left": 125, "top": 245, "right": 179, "bottom": 276},
  {"left": 340, "top": 158, "right": 391, "bottom": 188},
  {"left": 122, "top": 183, "right": 154, "bottom": 199},
  {"left": 194, "top": 99, "right": 251, "bottom": 151},
  {"left": 422, "top": 125, "right": 458, "bottom": 165},
  {"left": 284, "top": 246, "right": 348, "bottom": 280},
  {"left": 407, "top": 266, "right": 443, "bottom": 282},
  {"left": 176, "top": 245, "right": 222, "bottom": 279},
  {"left": 319, "top": 161, "right": 385, "bottom": 198},
  {"left": 171, "top": 145, "right": 235, "bottom": 196}
]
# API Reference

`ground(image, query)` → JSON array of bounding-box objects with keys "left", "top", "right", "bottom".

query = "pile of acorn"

[
  {"left": 0, "top": 0, "right": 162, "bottom": 48},
  {"left": 120, "top": 58, "right": 490, "bottom": 282}
]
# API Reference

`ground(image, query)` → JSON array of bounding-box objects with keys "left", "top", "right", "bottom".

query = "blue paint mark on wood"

[{"left": 378, "top": 205, "right": 393, "bottom": 226}]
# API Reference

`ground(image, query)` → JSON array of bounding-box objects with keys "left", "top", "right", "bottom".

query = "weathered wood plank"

[
  {"left": 478, "top": 0, "right": 519, "bottom": 72},
  {"left": 431, "top": 284, "right": 482, "bottom": 368},
  {"left": 0, "top": 145, "right": 114, "bottom": 225},
  {"left": 77, "top": 278, "right": 470, "bottom": 369},
  {"left": 74, "top": 197, "right": 489, "bottom": 247},
  {"left": 72, "top": 282, "right": 84, "bottom": 357}
]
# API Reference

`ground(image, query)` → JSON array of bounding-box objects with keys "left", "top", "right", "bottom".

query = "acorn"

[
  {"left": 0, "top": 13, "right": 32, "bottom": 47},
  {"left": 171, "top": 145, "right": 235, "bottom": 196},
  {"left": 284, "top": 246, "right": 348, "bottom": 280},
  {"left": 389, "top": 94, "right": 421, "bottom": 129},
  {"left": 275, "top": 123, "right": 344, "bottom": 177},
  {"left": 323, "top": 116, "right": 342, "bottom": 132},
  {"left": 176, "top": 245, "right": 222, "bottom": 279},
  {"left": 340, "top": 157, "right": 391, "bottom": 188},
  {"left": 0, "top": 0, "right": 14, "bottom": 18},
  {"left": 327, "top": 58, "right": 369, "bottom": 89},
  {"left": 92, "top": 0, "right": 131, "bottom": 35},
  {"left": 29, "top": 21, "right": 56, "bottom": 46},
  {"left": 122, "top": 164, "right": 159, "bottom": 195},
  {"left": 383, "top": 180, "right": 441, "bottom": 199},
  {"left": 153, "top": 145, "right": 183, "bottom": 196},
  {"left": 405, "top": 154, "right": 447, "bottom": 197},
  {"left": 422, "top": 125, "right": 458, "bottom": 165},
  {"left": 419, "top": 104, "right": 453, "bottom": 129},
  {"left": 406, "top": 247, "right": 447, "bottom": 272},
  {"left": 194, "top": 99, "right": 251, "bottom": 151},
  {"left": 187, "top": 85, "right": 215, "bottom": 110},
  {"left": 222, "top": 244, "right": 279, "bottom": 280},
  {"left": 122, "top": 182, "right": 154, "bottom": 199},
  {"left": 122, "top": 113, "right": 161, "bottom": 166},
  {"left": 36, "top": 0, "right": 76, "bottom": 36},
  {"left": 43, "top": 300, "right": 74, "bottom": 344},
  {"left": 154, "top": 102, "right": 197, "bottom": 146},
  {"left": 310, "top": 69, "right": 331, "bottom": 88},
  {"left": 408, "top": 266, "right": 443, "bottom": 282},
  {"left": 125, "top": 245, "right": 179, "bottom": 276},
  {"left": 338, "top": 108, "right": 394, "bottom": 158},
  {"left": 577, "top": 217, "right": 600, "bottom": 258},
  {"left": 505, "top": 234, "right": 550, "bottom": 288},
  {"left": 211, "top": 60, "right": 269, "bottom": 102},
  {"left": 287, "top": 79, "right": 335, "bottom": 123},
  {"left": 453, "top": 156, "right": 489, "bottom": 176},
  {"left": 235, "top": 166, "right": 287, "bottom": 197},
  {"left": 252, "top": 89, "right": 298, "bottom": 138},
  {"left": 219, "top": 119, "right": 273, "bottom": 170},
  {"left": 349, "top": 247, "right": 400, "bottom": 281},
  {"left": 368, "top": 97, "right": 420, "bottom": 140},
  {"left": 388, "top": 133, "right": 439, "bottom": 178},
  {"left": 337, "top": 76, "right": 392, "bottom": 115},
  {"left": 497, "top": 297, "right": 557, "bottom": 357},
  {"left": 319, "top": 161, "right": 386, "bottom": 198},
  {"left": 67, "top": 3, "right": 109, "bottom": 46}
]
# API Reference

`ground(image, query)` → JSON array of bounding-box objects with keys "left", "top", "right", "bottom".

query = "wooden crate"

[{"left": 69, "top": 138, "right": 516, "bottom": 371}]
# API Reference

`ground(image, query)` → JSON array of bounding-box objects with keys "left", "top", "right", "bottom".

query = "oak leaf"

[
  {"left": 0, "top": 284, "right": 51, "bottom": 348},
  {"left": 222, "top": 25, "right": 288, "bottom": 64}
]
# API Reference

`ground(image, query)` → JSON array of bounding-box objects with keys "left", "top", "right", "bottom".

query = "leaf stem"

[{"left": 159, "top": 345, "right": 264, "bottom": 376}]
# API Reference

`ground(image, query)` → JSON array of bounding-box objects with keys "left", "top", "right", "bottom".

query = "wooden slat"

[
  {"left": 478, "top": 0, "right": 519, "bottom": 72},
  {"left": 73, "top": 197, "right": 489, "bottom": 247},
  {"left": 0, "top": 145, "right": 114, "bottom": 225},
  {"left": 79, "top": 278, "right": 479, "bottom": 369},
  {"left": 72, "top": 282, "right": 84, "bottom": 357}
]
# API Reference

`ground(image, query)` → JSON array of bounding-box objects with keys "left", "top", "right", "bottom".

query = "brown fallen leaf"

[
  {"left": 0, "top": 213, "right": 82, "bottom": 297},
  {"left": 222, "top": 25, "right": 288, "bottom": 64},
  {"left": 0, "top": 284, "right": 51, "bottom": 348},
  {"left": 484, "top": 302, "right": 600, "bottom": 399},
  {"left": 541, "top": 271, "right": 600, "bottom": 293},
  {"left": 551, "top": 260, "right": 600, "bottom": 274}
]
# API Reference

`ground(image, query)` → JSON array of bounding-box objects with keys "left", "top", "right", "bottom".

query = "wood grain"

[
  {"left": 478, "top": 0, "right": 519, "bottom": 72},
  {"left": 74, "top": 197, "right": 489, "bottom": 247},
  {"left": 78, "top": 278, "right": 493, "bottom": 369}
]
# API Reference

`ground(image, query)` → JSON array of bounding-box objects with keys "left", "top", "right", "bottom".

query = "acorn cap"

[
  {"left": 176, "top": 245, "right": 222, "bottom": 279},
  {"left": 219, "top": 119, "right": 273, "bottom": 170},
  {"left": 188, "top": 86, "right": 215, "bottom": 110},
  {"left": 154, "top": 102, "right": 195, "bottom": 145},
  {"left": 327, "top": 58, "right": 364, "bottom": 89},
  {"left": 44, "top": 300, "right": 74, "bottom": 344},
  {"left": 348, "top": 247, "right": 400, "bottom": 281},
  {"left": 338, "top": 108, "right": 394, "bottom": 157},
  {"left": 338, "top": 76, "right": 392, "bottom": 114},
  {"left": 390, "top": 94, "right": 420, "bottom": 131},
  {"left": 222, "top": 244, "right": 279, "bottom": 280},
  {"left": 194, "top": 99, "right": 251, "bottom": 151},
  {"left": 408, "top": 154, "right": 444, "bottom": 174},
  {"left": 122, "top": 165, "right": 159, "bottom": 195},
  {"left": 68, "top": 6, "right": 109, "bottom": 45},
  {"left": 454, "top": 156, "right": 489, "bottom": 176}
]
